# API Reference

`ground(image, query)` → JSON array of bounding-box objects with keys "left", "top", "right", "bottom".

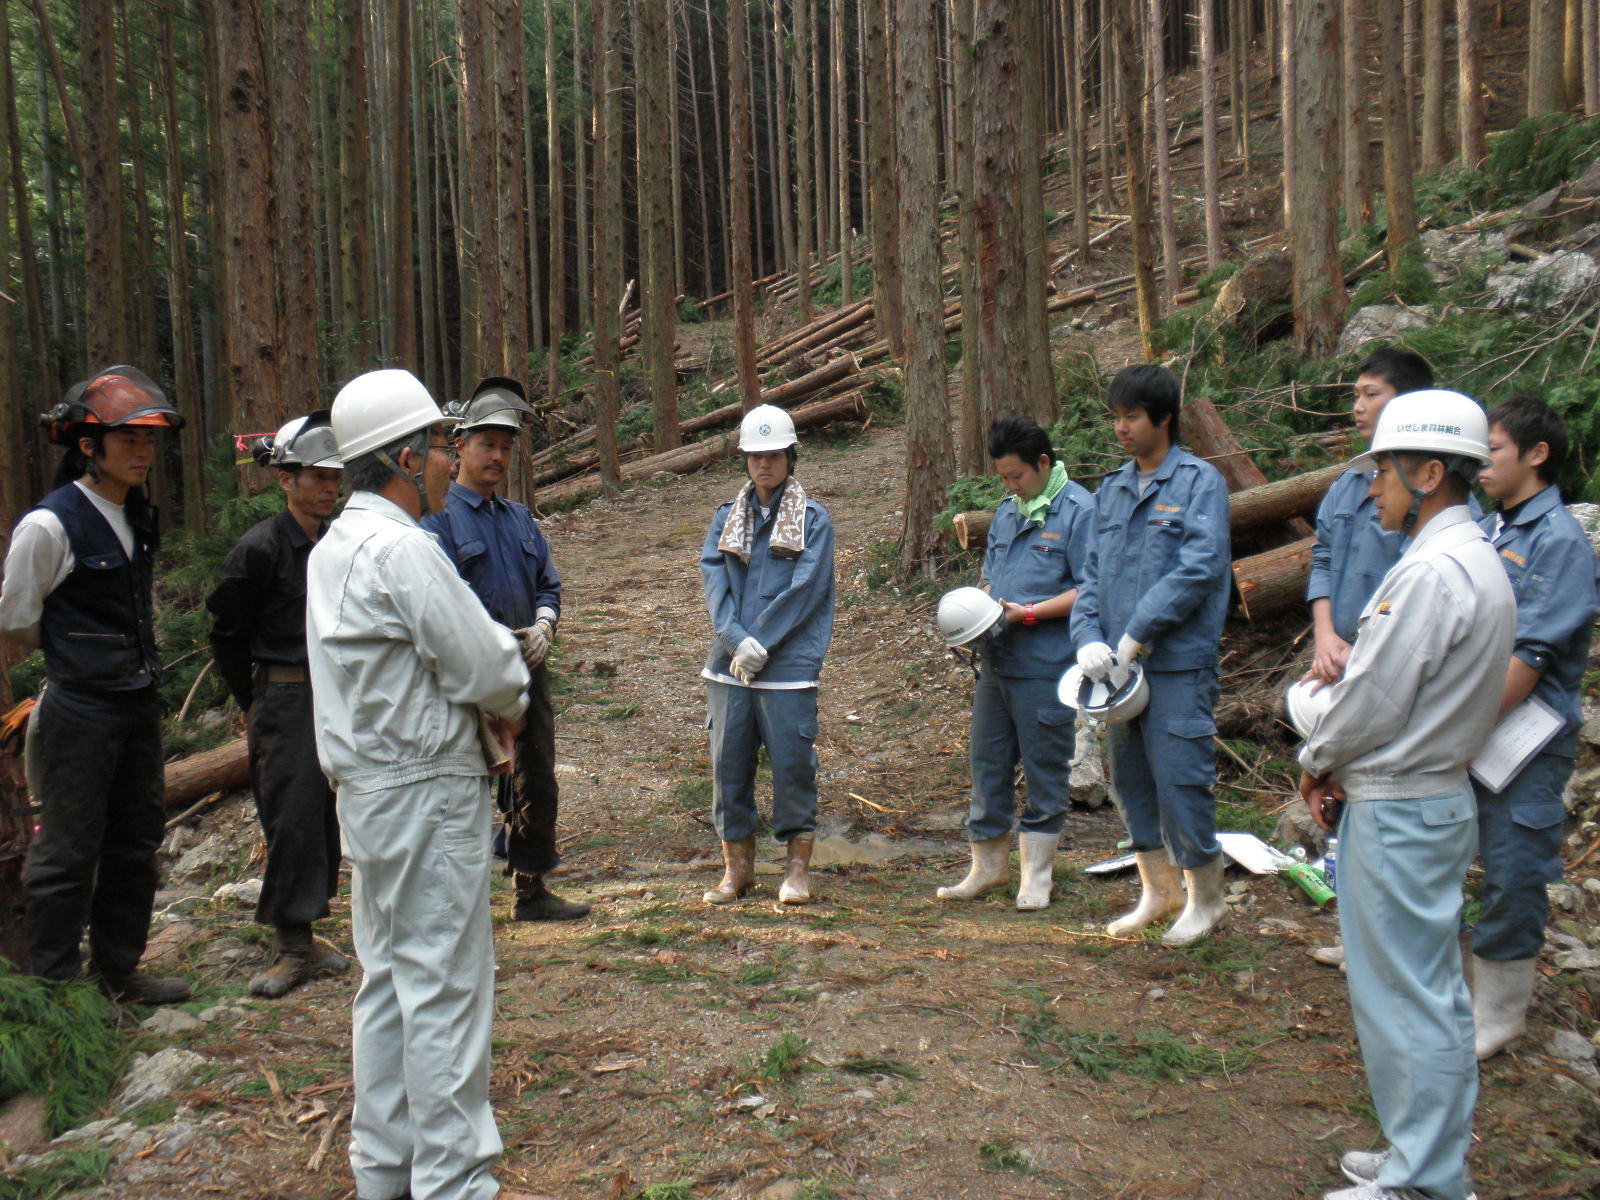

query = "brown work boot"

[
  {"left": 99, "top": 969, "right": 192, "bottom": 1006},
  {"left": 777, "top": 836, "right": 814, "bottom": 904},
  {"left": 250, "top": 926, "right": 316, "bottom": 998},
  {"left": 703, "top": 837, "right": 757, "bottom": 904},
  {"left": 513, "top": 874, "right": 591, "bottom": 921}
]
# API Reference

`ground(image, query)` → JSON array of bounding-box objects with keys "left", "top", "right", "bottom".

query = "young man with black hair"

[
  {"left": 936, "top": 414, "right": 1095, "bottom": 910},
  {"left": 1296, "top": 390, "right": 1514, "bottom": 1200},
  {"left": 1469, "top": 396, "right": 1599, "bottom": 1059},
  {"left": 207, "top": 413, "right": 351, "bottom": 998},
  {"left": 0, "top": 367, "right": 191, "bottom": 1003},
  {"left": 1306, "top": 346, "right": 1435, "bottom": 686},
  {"left": 1070, "top": 364, "right": 1233, "bottom": 945},
  {"left": 699, "top": 403, "right": 835, "bottom": 906}
]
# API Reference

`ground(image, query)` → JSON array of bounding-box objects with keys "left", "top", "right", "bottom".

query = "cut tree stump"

[
  {"left": 952, "top": 510, "right": 993, "bottom": 550},
  {"left": 1233, "top": 535, "right": 1316, "bottom": 620}
]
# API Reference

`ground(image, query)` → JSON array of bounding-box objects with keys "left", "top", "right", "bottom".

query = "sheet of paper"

[
  {"left": 1469, "top": 694, "right": 1564, "bottom": 792},
  {"left": 1216, "top": 831, "right": 1290, "bottom": 875}
]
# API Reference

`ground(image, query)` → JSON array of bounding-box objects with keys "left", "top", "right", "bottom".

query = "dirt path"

[{"left": 87, "top": 418, "right": 1598, "bottom": 1200}]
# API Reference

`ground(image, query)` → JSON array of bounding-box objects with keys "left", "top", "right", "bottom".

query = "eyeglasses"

[{"left": 427, "top": 442, "right": 453, "bottom": 455}]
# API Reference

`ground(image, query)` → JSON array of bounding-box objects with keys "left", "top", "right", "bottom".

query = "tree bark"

[
  {"left": 897, "top": 0, "right": 955, "bottom": 573},
  {"left": 833, "top": 0, "right": 853, "bottom": 305},
  {"left": 1342, "top": 0, "right": 1372, "bottom": 225},
  {"left": 272, "top": 0, "right": 324, "bottom": 412},
  {"left": 1291, "top": 0, "right": 1347, "bottom": 358},
  {"left": 1528, "top": 0, "right": 1565, "bottom": 114},
  {"left": 1148, "top": 0, "right": 1180, "bottom": 301},
  {"left": 1378, "top": 0, "right": 1420, "bottom": 273},
  {"left": 864, "top": 0, "right": 903, "bottom": 358},
  {"left": 953, "top": 0, "right": 984, "bottom": 473},
  {"left": 546, "top": 0, "right": 566, "bottom": 404},
  {"left": 1280, "top": 0, "right": 1296, "bottom": 229},
  {"left": 593, "top": 0, "right": 623, "bottom": 490},
  {"left": 1199, "top": 0, "right": 1222, "bottom": 268},
  {"left": 211, "top": 0, "right": 283, "bottom": 435},
  {"left": 1068, "top": 0, "right": 1091, "bottom": 262},
  {"left": 1419, "top": 0, "right": 1447, "bottom": 168},
  {"left": 729, "top": 0, "right": 762, "bottom": 407},
  {"left": 338, "top": 0, "right": 376, "bottom": 372},
  {"left": 1226, "top": 463, "right": 1344, "bottom": 532},
  {"left": 81, "top": 0, "right": 126, "bottom": 366},
  {"left": 164, "top": 739, "right": 251, "bottom": 809},
  {"left": 1113, "top": 0, "right": 1160, "bottom": 357},
  {"left": 1455, "top": 0, "right": 1485, "bottom": 164},
  {"left": 794, "top": 0, "right": 817, "bottom": 320},
  {"left": 637, "top": 0, "right": 681, "bottom": 447}
]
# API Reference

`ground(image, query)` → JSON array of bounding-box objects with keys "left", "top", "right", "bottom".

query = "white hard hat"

[
  {"left": 1349, "top": 389, "right": 1490, "bottom": 472},
  {"left": 450, "top": 376, "right": 536, "bottom": 436},
  {"left": 1283, "top": 678, "right": 1336, "bottom": 738},
  {"left": 260, "top": 410, "right": 342, "bottom": 470},
  {"left": 1057, "top": 660, "right": 1149, "bottom": 726},
  {"left": 739, "top": 404, "right": 798, "bottom": 452},
  {"left": 331, "top": 369, "right": 444, "bottom": 461},
  {"left": 936, "top": 587, "right": 1004, "bottom": 648}
]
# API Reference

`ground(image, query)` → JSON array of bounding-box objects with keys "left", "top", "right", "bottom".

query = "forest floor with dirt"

[{"left": 32, "top": 408, "right": 1597, "bottom": 1200}]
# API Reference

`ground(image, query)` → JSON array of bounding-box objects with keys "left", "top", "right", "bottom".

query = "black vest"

[{"left": 34, "top": 483, "right": 161, "bottom": 691}]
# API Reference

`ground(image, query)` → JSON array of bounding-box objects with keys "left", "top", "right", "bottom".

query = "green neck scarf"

[{"left": 1018, "top": 461, "right": 1069, "bottom": 527}]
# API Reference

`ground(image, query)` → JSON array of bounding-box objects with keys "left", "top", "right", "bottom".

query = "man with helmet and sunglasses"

[
  {"left": 0, "top": 366, "right": 190, "bottom": 1003},
  {"left": 1295, "top": 390, "right": 1514, "bottom": 1200},
  {"left": 206, "top": 412, "right": 351, "bottom": 998},
  {"left": 421, "top": 376, "right": 588, "bottom": 922},
  {"left": 699, "top": 404, "right": 835, "bottom": 906}
]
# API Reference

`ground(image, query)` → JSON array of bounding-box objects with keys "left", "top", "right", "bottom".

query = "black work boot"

[
  {"left": 98, "top": 969, "right": 192, "bottom": 1005},
  {"left": 513, "top": 873, "right": 590, "bottom": 921},
  {"left": 249, "top": 926, "right": 314, "bottom": 998}
]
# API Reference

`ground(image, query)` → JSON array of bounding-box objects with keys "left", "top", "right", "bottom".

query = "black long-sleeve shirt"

[{"left": 206, "top": 508, "right": 321, "bottom": 711}]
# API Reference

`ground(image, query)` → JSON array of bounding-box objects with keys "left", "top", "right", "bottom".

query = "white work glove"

[
  {"left": 514, "top": 619, "right": 554, "bottom": 669},
  {"left": 1112, "top": 633, "right": 1146, "bottom": 686},
  {"left": 1076, "top": 641, "right": 1115, "bottom": 682},
  {"left": 730, "top": 636, "right": 768, "bottom": 684}
]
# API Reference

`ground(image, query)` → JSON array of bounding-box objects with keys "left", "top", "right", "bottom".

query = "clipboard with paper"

[{"left": 1468, "top": 694, "right": 1564, "bottom": 792}]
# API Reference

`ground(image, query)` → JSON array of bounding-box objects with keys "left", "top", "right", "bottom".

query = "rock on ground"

[{"left": 114, "top": 1048, "right": 207, "bottom": 1114}]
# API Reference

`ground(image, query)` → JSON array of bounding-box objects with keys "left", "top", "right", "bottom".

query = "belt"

[{"left": 262, "top": 664, "right": 308, "bottom": 683}]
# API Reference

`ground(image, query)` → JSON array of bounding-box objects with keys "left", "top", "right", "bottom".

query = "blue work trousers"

[
  {"left": 967, "top": 670, "right": 1076, "bottom": 841},
  {"left": 1104, "top": 668, "right": 1221, "bottom": 869},
  {"left": 705, "top": 682, "right": 819, "bottom": 842},
  {"left": 1339, "top": 785, "right": 1477, "bottom": 1200},
  {"left": 340, "top": 773, "right": 502, "bottom": 1200},
  {"left": 1472, "top": 751, "right": 1572, "bottom": 961}
]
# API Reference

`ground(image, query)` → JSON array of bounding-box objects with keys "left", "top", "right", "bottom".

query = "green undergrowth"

[
  {"left": 1018, "top": 998, "right": 1252, "bottom": 1081},
  {"left": 0, "top": 1143, "right": 115, "bottom": 1200},
  {"left": 0, "top": 966, "right": 127, "bottom": 1136}
]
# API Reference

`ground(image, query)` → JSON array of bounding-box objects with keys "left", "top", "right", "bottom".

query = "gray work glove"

[
  {"left": 514, "top": 618, "right": 554, "bottom": 669},
  {"left": 730, "top": 636, "right": 768, "bottom": 685},
  {"left": 1076, "top": 641, "right": 1114, "bottom": 682}
]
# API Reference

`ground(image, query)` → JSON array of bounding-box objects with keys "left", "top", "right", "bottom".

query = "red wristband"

[{"left": 1023, "top": 602, "right": 1037, "bottom": 626}]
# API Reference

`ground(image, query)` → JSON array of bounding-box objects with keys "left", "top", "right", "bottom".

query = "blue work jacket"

[
  {"left": 700, "top": 482, "right": 835, "bottom": 686},
  {"left": 1071, "top": 446, "right": 1231, "bottom": 672},
  {"left": 979, "top": 480, "right": 1097, "bottom": 678},
  {"left": 420, "top": 482, "right": 561, "bottom": 630},
  {"left": 1482, "top": 484, "right": 1600, "bottom": 755}
]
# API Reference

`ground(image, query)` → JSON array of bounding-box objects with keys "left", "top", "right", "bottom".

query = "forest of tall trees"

[{"left": 0, "top": 0, "right": 1595, "bottom": 564}]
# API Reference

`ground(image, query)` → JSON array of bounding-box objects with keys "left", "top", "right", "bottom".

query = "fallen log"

[
  {"left": 538, "top": 391, "right": 869, "bottom": 509},
  {"left": 1186, "top": 395, "right": 1313, "bottom": 539},
  {"left": 1233, "top": 535, "right": 1315, "bottom": 621},
  {"left": 855, "top": 288, "right": 1096, "bottom": 366},
  {"left": 164, "top": 737, "right": 249, "bottom": 809},
  {"left": 1227, "top": 463, "right": 1344, "bottom": 533},
  {"left": 952, "top": 510, "right": 993, "bottom": 550},
  {"left": 757, "top": 300, "right": 875, "bottom": 366}
]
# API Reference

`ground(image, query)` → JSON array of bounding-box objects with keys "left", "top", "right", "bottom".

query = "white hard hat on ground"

[
  {"left": 1349, "top": 389, "right": 1491, "bottom": 472},
  {"left": 1058, "top": 660, "right": 1149, "bottom": 726},
  {"left": 261, "top": 410, "right": 342, "bottom": 470},
  {"left": 331, "top": 369, "right": 443, "bottom": 461},
  {"left": 739, "top": 404, "right": 798, "bottom": 452},
  {"left": 936, "top": 587, "right": 1004, "bottom": 648}
]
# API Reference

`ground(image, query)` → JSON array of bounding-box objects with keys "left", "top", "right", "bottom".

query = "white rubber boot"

[
  {"left": 936, "top": 833, "right": 1010, "bottom": 900},
  {"left": 1473, "top": 954, "right": 1537, "bottom": 1059},
  {"left": 1015, "top": 831, "right": 1061, "bottom": 911},
  {"left": 1106, "top": 850, "right": 1183, "bottom": 936},
  {"left": 1162, "top": 855, "right": 1228, "bottom": 946}
]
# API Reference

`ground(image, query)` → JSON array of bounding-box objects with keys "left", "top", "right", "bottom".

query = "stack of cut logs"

[{"left": 949, "top": 395, "right": 1347, "bottom": 625}]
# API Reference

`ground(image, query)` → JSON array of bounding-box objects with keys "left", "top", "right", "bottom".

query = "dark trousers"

[
  {"left": 248, "top": 681, "right": 340, "bottom": 930},
  {"left": 506, "top": 661, "right": 560, "bottom": 877},
  {"left": 22, "top": 683, "right": 165, "bottom": 980}
]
